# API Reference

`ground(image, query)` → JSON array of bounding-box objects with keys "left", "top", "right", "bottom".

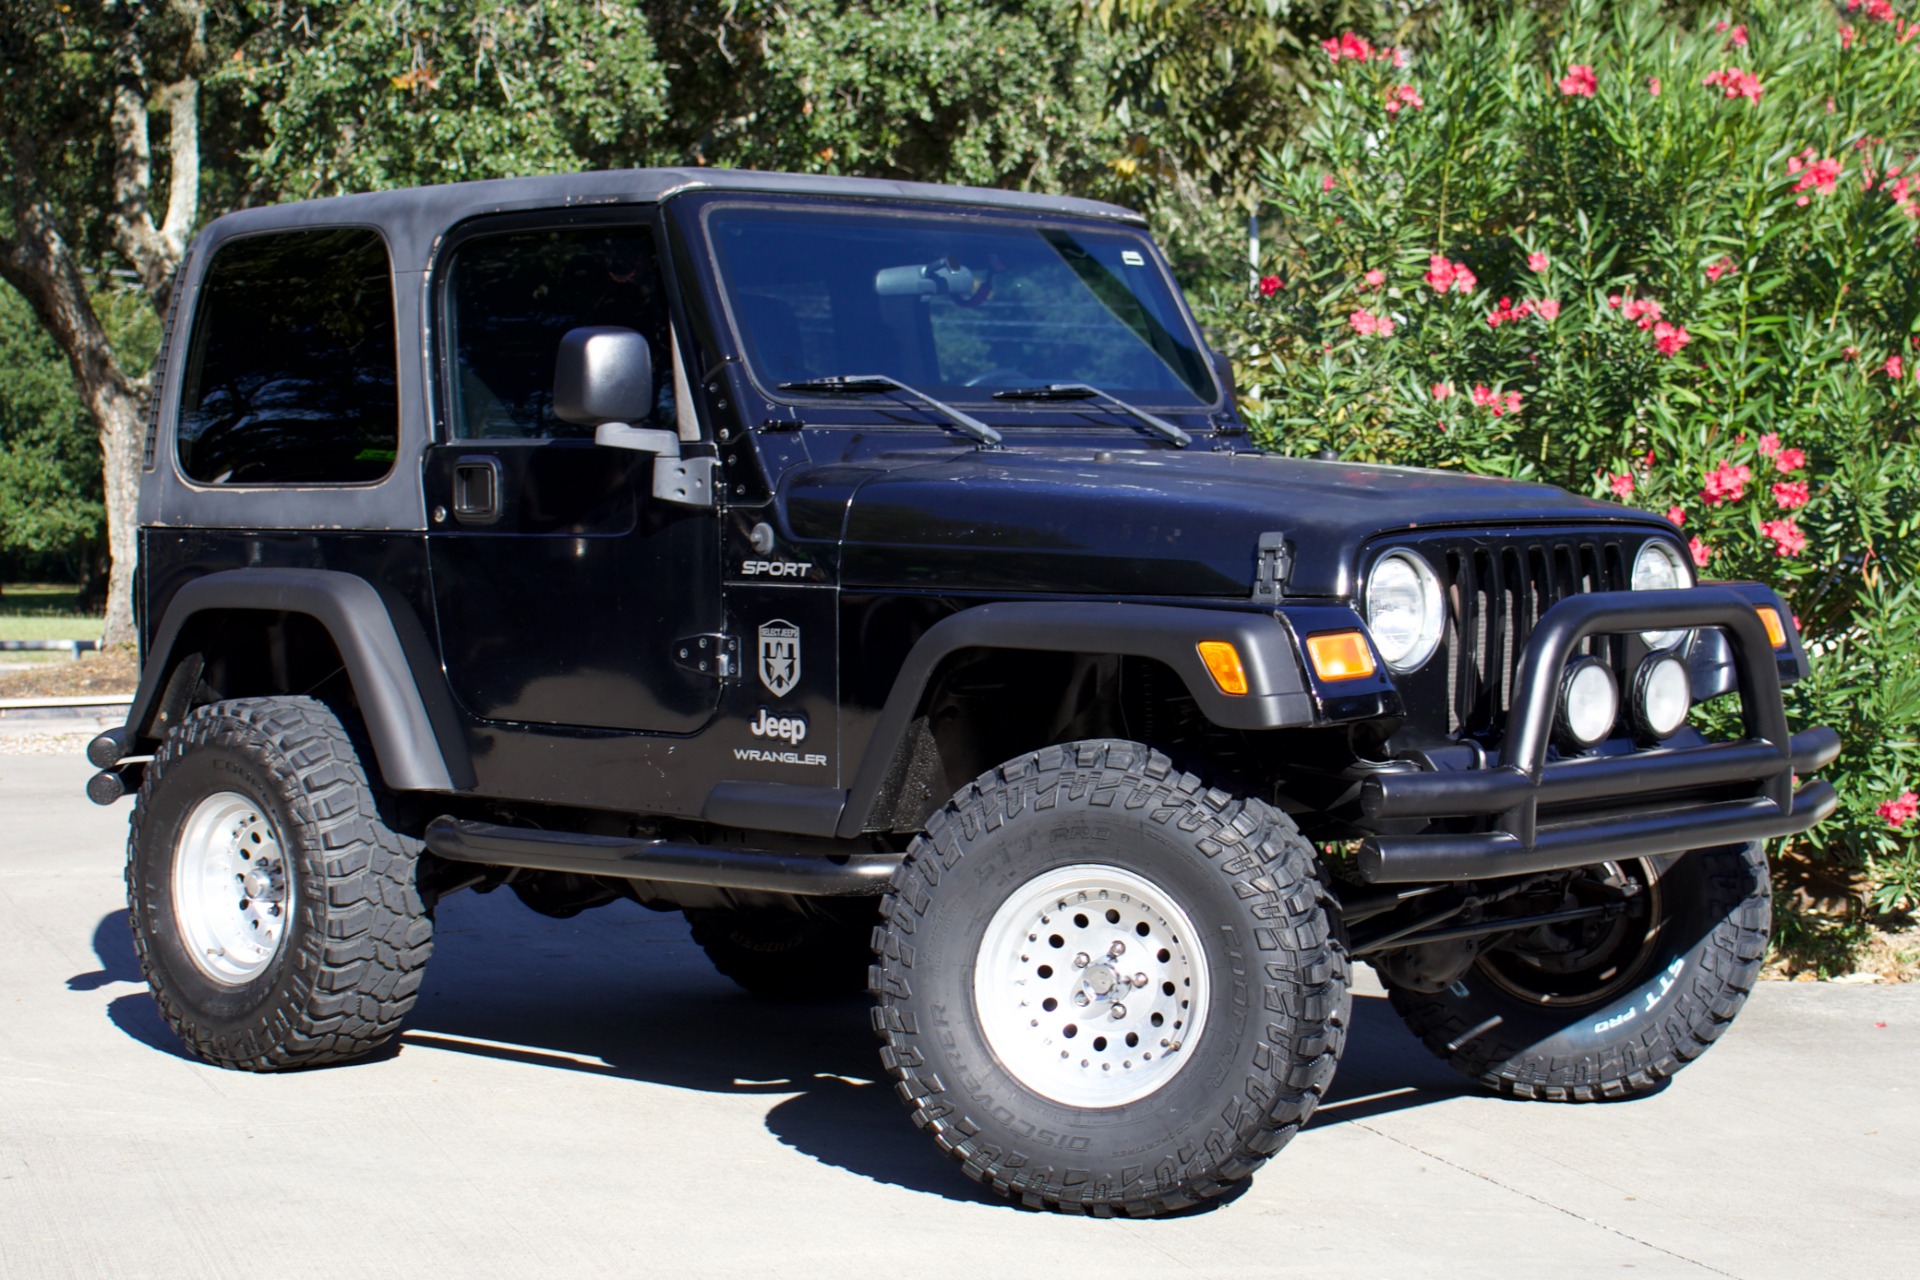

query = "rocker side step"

[{"left": 423, "top": 817, "right": 899, "bottom": 898}]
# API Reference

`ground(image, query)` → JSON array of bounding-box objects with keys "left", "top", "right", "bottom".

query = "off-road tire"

[
  {"left": 127, "top": 696, "right": 434, "bottom": 1070},
  {"left": 686, "top": 901, "right": 878, "bottom": 997},
  {"left": 1385, "top": 841, "right": 1769, "bottom": 1101},
  {"left": 870, "top": 740, "right": 1349, "bottom": 1217}
]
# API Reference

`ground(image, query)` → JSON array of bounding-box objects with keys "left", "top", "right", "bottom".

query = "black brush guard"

[{"left": 1356, "top": 586, "right": 1840, "bottom": 883}]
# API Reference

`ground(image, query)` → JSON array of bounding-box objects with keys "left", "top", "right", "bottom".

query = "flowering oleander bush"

[{"left": 1214, "top": 0, "right": 1920, "bottom": 912}]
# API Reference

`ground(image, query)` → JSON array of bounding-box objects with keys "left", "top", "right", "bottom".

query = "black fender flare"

[
  {"left": 837, "top": 601, "right": 1316, "bottom": 838},
  {"left": 125, "top": 568, "right": 469, "bottom": 793}
]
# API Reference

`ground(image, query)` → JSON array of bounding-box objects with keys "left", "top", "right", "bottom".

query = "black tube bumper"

[{"left": 1355, "top": 585, "right": 1839, "bottom": 884}]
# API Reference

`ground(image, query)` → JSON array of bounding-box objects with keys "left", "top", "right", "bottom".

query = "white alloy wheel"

[
  {"left": 171, "top": 791, "right": 293, "bottom": 984},
  {"left": 972, "top": 863, "right": 1211, "bottom": 1107}
]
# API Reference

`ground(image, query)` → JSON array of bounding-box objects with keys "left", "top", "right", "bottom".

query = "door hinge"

[
  {"left": 675, "top": 633, "right": 739, "bottom": 679},
  {"left": 1253, "top": 531, "right": 1292, "bottom": 604}
]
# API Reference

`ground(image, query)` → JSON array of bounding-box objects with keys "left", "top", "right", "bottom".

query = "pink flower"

[
  {"left": 1887, "top": 355, "right": 1906, "bottom": 380},
  {"left": 1527, "top": 252, "right": 1550, "bottom": 272},
  {"left": 1608, "top": 294, "right": 1623, "bottom": 309},
  {"left": 1702, "top": 68, "right": 1764, "bottom": 102},
  {"left": 1705, "top": 256, "right": 1738, "bottom": 283},
  {"left": 1667, "top": 505, "right": 1687, "bottom": 527},
  {"left": 1536, "top": 298, "right": 1561, "bottom": 321},
  {"left": 1866, "top": 0, "right": 1895, "bottom": 22},
  {"left": 1608, "top": 472, "right": 1635, "bottom": 498},
  {"left": 1499, "top": 391, "right": 1523, "bottom": 417},
  {"left": 1348, "top": 308, "right": 1394, "bottom": 337},
  {"left": 1431, "top": 382, "right": 1454, "bottom": 401},
  {"left": 1322, "top": 33, "right": 1376, "bottom": 62},
  {"left": 1774, "top": 447, "right": 1806, "bottom": 473},
  {"left": 1648, "top": 76, "right": 1662, "bottom": 96},
  {"left": 1688, "top": 535, "right": 1713, "bottom": 568},
  {"left": 1384, "top": 84, "right": 1425, "bottom": 115},
  {"left": 1559, "top": 64, "right": 1598, "bottom": 97},
  {"left": 1878, "top": 791, "right": 1920, "bottom": 830},
  {"left": 1621, "top": 297, "right": 1664, "bottom": 329},
  {"left": 1424, "top": 255, "right": 1476, "bottom": 295},
  {"left": 1726, "top": 23, "right": 1749, "bottom": 49},
  {"left": 1322, "top": 173, "right": 1337, "bottom": 193},
  {"left": 1790, "top": 155, "right": 1844, "bottom": 199},
  {"left": 1772, "top": 480, "right": 1810, "bottom": 509},
  {"left": 1652, "top": 321, "right": 1692, "bottom": 357},
  {"left": 1841, "top": 24, "right": 1856, "bottom": 50},
  {"left": 1470, "top": 384, "right": 1496, "bottom": 407},
  {"left": 1759, "top": 517, "right": 1807, "bottom": 557},
  {"left": 1363, "top": 269, "right": 1386, "bottom": 289},
  {"left": 1701, "top": 460, "right": 1752, "bottom": 505},
  {"left": 1259, "top": 274, "right": 1283, "bottom": 297}
]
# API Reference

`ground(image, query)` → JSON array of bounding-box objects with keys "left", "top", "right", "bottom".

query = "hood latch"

[{"left": 1253, "top": 532, "right": 1292, "bottom": 604}]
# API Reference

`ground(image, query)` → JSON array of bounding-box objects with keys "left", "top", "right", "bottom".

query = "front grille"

[{"left": 1395, "top": 532, "right": 1635, "bottom": 737}]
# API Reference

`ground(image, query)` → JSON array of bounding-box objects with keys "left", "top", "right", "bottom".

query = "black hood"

[{"left": 811, "top": 447, "right": 1666, "bottom": 598}]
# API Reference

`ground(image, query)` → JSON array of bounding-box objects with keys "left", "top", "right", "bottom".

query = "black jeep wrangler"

[{"left": 90, "top": 169, "right": 1838, "bottom": 1217}]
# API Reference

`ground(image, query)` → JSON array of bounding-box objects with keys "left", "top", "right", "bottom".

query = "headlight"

[
  {"left": 1631, "top": 653, "right": 1691, "bottom": 740},
  {"left": 1631, "top": 540, "right": 1691, "bottom": 650},
  {"left": 1365, "top": 551, "right": 1444, "bottom": 673}
]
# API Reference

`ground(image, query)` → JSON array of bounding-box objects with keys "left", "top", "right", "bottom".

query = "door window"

[{"left": 445, "top": 226, "right": 677, "bottom": 440}]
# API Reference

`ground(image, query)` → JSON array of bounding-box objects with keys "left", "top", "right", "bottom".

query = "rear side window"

[
  {"left": 176, "top": 228, "right": 398, "bottom": 484},
  {"left": 444, "top": 224, "right": 676, "bottom": 439}
]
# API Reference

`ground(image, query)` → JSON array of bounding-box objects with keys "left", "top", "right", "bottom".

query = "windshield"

[{"left": 704, "top": 203, "right": 1216, "bottom": 408}]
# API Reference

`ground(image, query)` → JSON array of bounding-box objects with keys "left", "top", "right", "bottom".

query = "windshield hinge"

[
  {"left": 675, "top": 633, "right": 740, "bottom": 680},
  {"left": 1253, "top": 532, "right": 1292, "bottom": 604}
]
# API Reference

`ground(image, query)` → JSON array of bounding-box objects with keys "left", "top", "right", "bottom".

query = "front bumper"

[{"left": 1355, "top": 586, "right": 1839, "bottom": 883}]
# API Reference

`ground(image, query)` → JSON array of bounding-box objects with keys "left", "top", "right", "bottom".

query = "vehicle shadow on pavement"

[{"left": 83, "top": 891, "right": 1474, "bottom": 1206}]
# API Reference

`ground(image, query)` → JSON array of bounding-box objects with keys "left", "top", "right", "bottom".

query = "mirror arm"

[{"left": 593, "top": 422, "right": 715, "bottom": 508}]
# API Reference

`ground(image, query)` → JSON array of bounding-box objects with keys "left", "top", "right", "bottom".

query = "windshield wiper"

[
  {"left": 992, "top": 383, "right": 1192, "bottom": 448},
  {"left": 777, "top": 374, "right": 1002, "bottom": 446}
]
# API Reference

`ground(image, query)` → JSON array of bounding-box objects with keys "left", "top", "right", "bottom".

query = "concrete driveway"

[{"left": 2, "top": 751, "right": 1914, "bottom": 1279}]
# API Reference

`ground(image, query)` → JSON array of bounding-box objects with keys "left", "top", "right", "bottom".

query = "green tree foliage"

[
  {"left": 0, "top": 286, "right": 103, "bottom": 581},
  {"left": 1215, "top": 0, "right": 1920, "bottom": 906}
]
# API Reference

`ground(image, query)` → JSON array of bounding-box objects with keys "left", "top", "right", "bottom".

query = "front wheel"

[
  {"left": 870, "top": 741, "right": 1349, "bottom": 1217},
  {"left": 1383, "top": 841, "right": 1770, "bottom": 1101}
]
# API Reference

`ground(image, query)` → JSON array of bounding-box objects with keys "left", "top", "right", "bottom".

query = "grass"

[{"left": 0, "top": 584, "right": 103, "bottom": 642}]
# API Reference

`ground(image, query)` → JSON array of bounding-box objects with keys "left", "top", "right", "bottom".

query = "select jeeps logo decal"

[
  {"left": 749, "top": 708, "right": 807, "bottom": 744},
  {"left": 757, "top": 619, "right": 801, "bottom": 697}
]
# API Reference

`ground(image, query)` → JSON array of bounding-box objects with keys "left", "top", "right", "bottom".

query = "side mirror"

[
  {"left": 553, "top": 325, "right": 714, "bottom": 508},
  {"left": 554, "top": 326, "right": 654, "bottom": 428}
]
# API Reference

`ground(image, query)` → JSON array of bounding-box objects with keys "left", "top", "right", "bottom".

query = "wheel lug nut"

[
  {"left": 1073, "top": 952, "right": 1090, "bottom": 969},
  {"left": 1133, "top": 972, "right": 1149, "bottom": 988},
  {"left": 1108, "top": 941, "right": 1126, "bottom": 958},
  {"left": 1072, "top": 991, "right": 1090, "bottom": 1007},
  {"left": 1110, "top": 1003, "right": 1127, "bottom": 1020}
]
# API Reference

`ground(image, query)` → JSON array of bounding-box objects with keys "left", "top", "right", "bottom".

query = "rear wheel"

[
  {"left": 127, "top": 697, "right": 434, "bottom": 1070},
  {"left": 1383, "top": 842, "right": 1769, "bottom": 1101},
  {"left": 871, "top": 740, "right": 1349, "bottom": 1217}
]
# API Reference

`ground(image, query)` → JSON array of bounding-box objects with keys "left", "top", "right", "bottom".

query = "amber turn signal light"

[
  {"left": 1756, "top": 605, "right": 1787, "bottom": 649},
  {"left": 1306, "top": 631, "right": 1377, "bottom": 681},
  {"left": 1197, "top": 641, "right": 1249, "bottom": 695}
]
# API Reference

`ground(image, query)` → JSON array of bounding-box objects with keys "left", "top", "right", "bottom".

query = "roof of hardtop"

[{"left": 197, "top": 168, "right": 1148, "bottom": 265}]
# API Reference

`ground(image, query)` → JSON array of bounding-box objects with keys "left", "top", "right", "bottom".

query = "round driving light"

[
  {"left": 1631, "top": 653, "right": 1691, "bottom": 740},
  {"left": 1556, "top": 657, "right": 1619, "bottom": 750},
  {"left": 1632, "top": 540, "right": 1692, "bottom": 650},
  {"left": 1365, "top": 551, "right": 1444, "bottom": 673}
]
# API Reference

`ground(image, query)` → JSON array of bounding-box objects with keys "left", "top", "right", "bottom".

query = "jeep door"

[{"left": 424, "top": 212, "right": 722, "bottom": 733}]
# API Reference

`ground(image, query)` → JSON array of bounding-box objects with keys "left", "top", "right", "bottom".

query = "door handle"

[{"left": 452, "top": 455, "right": 502, "bottom": 524}]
